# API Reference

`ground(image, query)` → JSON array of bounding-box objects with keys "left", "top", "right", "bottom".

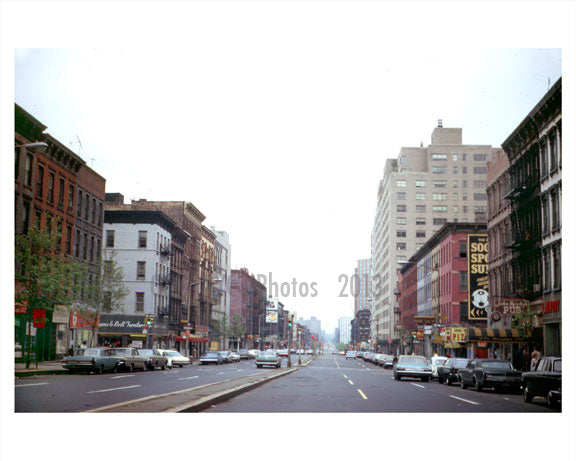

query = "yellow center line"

[
  {"left": 357, "top": 389, "right": 368, "bottom": 400},
  {"left": 348, "top": 379, "right": 354, "bottom": 385}
]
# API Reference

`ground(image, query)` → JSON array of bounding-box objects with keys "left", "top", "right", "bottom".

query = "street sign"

[{"left": 32, "top": 309, "right": 46, "bottom": 328}]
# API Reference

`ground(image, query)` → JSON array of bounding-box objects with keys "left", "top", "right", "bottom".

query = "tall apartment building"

[
  {"left": 211, "top": 229, "right": 231, "bottom": 349},
  {"left": 354, "top": 259, "right": 372, "bottom": 315},
  {"left": 338, "top": 316, "right": 353, "bottom": 344},
  {"left": 371, "top": 122, "right": 498, "bottom": 349}
]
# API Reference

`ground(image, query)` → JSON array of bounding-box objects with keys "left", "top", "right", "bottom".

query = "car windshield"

[
  {"left": 205, "top": 352, "right": 219, "bottom": 357},
  {"left": 482, "top": 361, "right": 512, "bottom": 370},
  {"left": 432, "top": 358, "right": 447, "bottom": 365},
  {"left": 138, "top": 350, "right": 153, "bottom": 356},
  {"left": 452, "top": 359, "right": 469, "bottom": 367},
  {"left": 79, "top": 349, "right": 102, "bottom": 356},
  {"left": 111, "top": 349, "right": 131, "bottom": 356},
  {"left": 399, "top": 356, "right": 427, "bottom": 365},
  {"left": 259, "top": 351, "right": 276, "bottom": 357}
]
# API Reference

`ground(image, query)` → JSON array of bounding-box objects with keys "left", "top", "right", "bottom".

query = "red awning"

[{"left": 174, "top": 336, "right": 209, "bottom": 343}]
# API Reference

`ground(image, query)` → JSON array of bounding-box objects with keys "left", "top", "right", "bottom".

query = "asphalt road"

[
  {"left": 206, "top": 354, "right": 559, "bottom": 412},
  {"left": 14, "top": 356, "right": 299, "bottom": 412}
]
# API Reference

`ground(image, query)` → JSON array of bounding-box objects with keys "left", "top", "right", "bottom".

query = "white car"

[
  {"left": 430, "top": 356, "right": 448, "bottom": 379},
  {"left": 156, "top": 349, "right": 191, "bottom": 368},
  {"left": 247, "top": 349, "right": 259, "bottom": 359}
]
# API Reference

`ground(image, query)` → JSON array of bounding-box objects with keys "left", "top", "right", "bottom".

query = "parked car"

[
  {"left": 255, "top": 350, "right": 282, "bottom": 368},
  {"left": 363, "top": 352, "right": 372, "bottom": 362},
  {"left": 523, "top": 356, "right": 562, "bottom": 408},
  {"left": 229, "top": 351, "right": 241, "bottom": 363},
  {"left": 199, "top": 351, "right": 224, "bottom": 365},
  {"left": 157, "top": 349, "right": 191, "bottom": 368},
  {"left": 237, "top": 349, "right": 250, "bottom": 360},
  {"left": 61, "top": 347, "right": 121, "bottom": 374},
  {"left": 219, "top": 351, "right": 235, "bottom": 363},
  {"left": 393, "top": 355, "right": 432, "bottom": 382},
  {"left": 108, "top": 347, "right": 149, "bottom": 372},
  {"left": 138, "top": 348, "right": 168, "bottom": 370},
  {"left": 437, "top": 357, "right": 470, "bottom": 385},
  {"left": 458, "top": 359, "right": 522, "bottom": 392},
  {"left": 277, "top": 349, "right": 289, "bottom": 357},
  {"left": 306, "top": 349, "right": 314, "bottom": 355},
  {"left": 430, "top": 356, "right": 448, "bottom": 379},
  {"left": 383, "top": 355, "right": 396, "bottom": 369},
  {"left": 297, "top": 349, "right": 306, "bottom": 355},
  {"left": 345, "top": 350, "right": 356, "bottom": 359},
  {"left": 374, "top": 354, "right": 386, "bottom": 366},
  {"left": 247, "top": 349, "right": 259, "bottom": 359},
  {"left": 356, "top": 351, "right": 365, "bottom": 359}
]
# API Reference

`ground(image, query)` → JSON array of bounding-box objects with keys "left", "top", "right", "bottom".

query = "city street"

[
  {"left": 14, "top": 357, "right": 297, "bottom": 412},
  {"left": 206, "top": 354, "right": 559, "bottom": 412}
]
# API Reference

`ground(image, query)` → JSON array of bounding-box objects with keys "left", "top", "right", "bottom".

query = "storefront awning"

[
  {"left": 467, "top": 327, "right": 526, "bottom": 342},
  {"left": 174, "top": 336, "right": 209, "bottom": 343}
]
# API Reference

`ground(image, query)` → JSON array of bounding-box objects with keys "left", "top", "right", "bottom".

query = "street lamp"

[{"left": 15, "top": 142, "right": 49, "bottom": 153}]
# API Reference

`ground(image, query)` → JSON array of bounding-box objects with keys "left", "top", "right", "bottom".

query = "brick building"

[{"left": 230, "top": 268, "right": 267, "bottom": 349}]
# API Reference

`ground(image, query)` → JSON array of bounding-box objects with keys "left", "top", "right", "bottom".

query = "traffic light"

[
  {"left": 288, "top": 320, "right": 292, "bottom": 327},
  {"left": 412, "top": 332, "right": 417, "bottom": 339},
  {"left": 145, "top": 316, "right": 154, "bottom": 327}
]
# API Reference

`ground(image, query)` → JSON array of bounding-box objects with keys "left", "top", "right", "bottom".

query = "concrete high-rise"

[
  {"left": 371, "top": 122, "right": 498, "bottom": 350},
  {"left": 338, "top": 316, "right": 353, "bottom": 344}
]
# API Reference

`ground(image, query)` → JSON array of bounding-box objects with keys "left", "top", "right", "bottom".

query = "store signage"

[
  {"left": 493, "top": 297, "right": 529, "bottom": 314},
  {"left": 266, "top": 297, "right": 279, "bottom": 323},
  {"left": 450, "top": 327, "right": 467, "bottom": 342},
  {"left": 544, "top": 300, "right": 560, "bottom": 314},
  {"left": 32, "top": 309, "right": 46, "bottom": 328},
  {"left": 468, "top": 234, "right": 489, "bottom": 321},
  {"left": 98, "top": 314, "right": 145, "bottom": 333},
  {"left": 195, "top": 325, "right": 209, "bottom": 333},
  {"left": 70, "top": 310, "right": 99, "bottom": 329},
  {"left": 52, "top": 304, "right": 70, "bottom": 323}
]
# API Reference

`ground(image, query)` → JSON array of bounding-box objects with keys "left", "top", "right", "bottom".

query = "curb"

[{"left": 15, "top": 369, "right": 68, "bottom": 377}]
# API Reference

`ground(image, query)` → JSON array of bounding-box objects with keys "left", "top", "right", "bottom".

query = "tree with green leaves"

[
  {"left": 213, "top": 313, "right": 230, "bottom": 349},
  {"left": 15, "top": 216, "right": 84, "bottom": 368}
]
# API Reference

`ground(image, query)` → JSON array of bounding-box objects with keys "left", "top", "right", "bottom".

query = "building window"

[
  {"left": 474, "top": 153, "right": 488, "bottom": 162},
  {"left": 433, "top": 218, "right": 447, "bottom": 225},
  {"left": 416, "top": 205, "right": 426, "bottom": 213},
  {"left": 473, "top": 193, "right": 487, "bottom": 201},
  {"left": 36, "top": 165, "right": 44, "bottom": 198},
  {"left": 551, "top": 190, "right": 560, "bottom": 230},
  {"left": 90, "top": 236, "right": 95, "bottom": 262},
  {"left": 68, "top": 185, "right": 74, "bottom": 212},
  {"left": 462, "top": 166, "right": 467, "bottom": 174},
  {"left": 432, "top": 205, "right": 447, "bottom": 213},
  {"left": 397, "top": 192, "right": 406, "bottom": 200},
  {"left": 539, "top": 139, "right": 548, "bottom": 178},
  {"left": 474, "top": 206, "right": 487, "bottom": 213},
  {"left": 84, "top": 195, "right": 89, "bottom": 220},
  {"left": 459, "top": 241, "right": 467, "bottom": 258},
  {"left": 473, "top": 166, "right": 487, "bottom": 175},
  {"left": 22, "top": 200, "right": 31, "bottom": 234},
  {"left": 397, "top": 217, "right": 406, "bottom": 225},
  {"left": 397, "top": 230, "right": 406, "bottom": 238},
  {"left": 77, "top": 190, "right": 83, "bottom": 217},
  {"left": 35, "top": 209, "right": 42, "bottom": 228},
  {"left": 432, "top": 154, "right": 447, "bottom": 160},
  {"left": 66, "top": 225, "right": 72, "bottom": 254},
  {"left": 416, "top": 192, "right": 426, "bottom": 200},
  {"left": 396, "top": 180, "right": 407, "bottom": 188},
  {"left": 396, "top": 255, "right": 407, "bottom": 263},
  {"left": 458, "top": 271, "right": 468, "bottom": 291},
  {"left": 106, "top": 230, "right": 115, "bottom": 248},
  {"left": 543, "top": 249, "right": 551, "bottom": 291},
  {"left": 463, "top": 206, "right": 468, "bottom": 213},
  {"left": 453, "top": 180, "right": 459, "bottom": 188},
  {"left": 453, "top": 154, "right": 458, "bottom": 161},
  {"left": 553, "top": 245, "right": 561, "bottom": 289},
  {"left": 462, "top": 194, "right": 468, "bottom": 201},
  {"left": 47, "top": 172, "right": 55, "bottom": 204},
  {"left": 136, "top": 292, "right": 145, "bottom": 312},
  {"left": 75, "top": 230, "right": 81, "bottom": 257},
  {"left": 474, "top": 180, "right": 487, "bottom": 189},
  {"left": 453, "top": 205, "right": 459, "bottom": 213},
  {"left": 83, "top": 232, "right": 88, "bottom": 260},
  {"left": 397, "top": 204, "right": 406, "bottom": 212},
  {"left": 416, "top": 230, "right": 426, "bottom": 238},
  {"left": 453, "top": 166, "right": 458, "bottom": 174},
  {"left": 96, "top": 238, "right": 101, "bottom": 262},
  {"left": 25, "top": 154, "right": 33, "bottom": 187},
  {"left": 92, "top": 198, "right": 97, "bottom": 223},
  {"left": 416, "top": 218, "right": 426, "bottom": 225},
  {"left": 98, "top": 202, "right": 102, "bottom": 226},
  {"left": 58, "top": 178, "right": 65, "bottom": 208},
  {"left": 433, "top": 181, "right": 447, "bottom": 188},
  {"left": 432, "top": 166, "right": 447, "bottom": 174},
  {"left": 460, "top": 302, "right": 468, "bottom": 322},
  {"left": 397, "top": 243, "right": 406, "bottom": 251},
  {"left": 432, "top": 193, "right": 447, "bottom": 201},
  {"left": 549, "top": 130, "right": 558, "bottom": 171},
  {"left": 138, "top": 230, "right": 148, "bottom": 248},
  {"left": 416, "top": 180, "right": 426, "bottom": 187},
  {"left": 542, "top": 194, "right": 550, "bottom": 235},
  {"left": 137, "top": 261, "right": 146, "bottom": 280},
  {"left": 400, "top": 156, "right": 406, "bottom": 163}
]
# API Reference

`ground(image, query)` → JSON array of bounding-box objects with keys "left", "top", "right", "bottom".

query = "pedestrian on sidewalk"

[{"left": 530, "top": 348, "right": 541, "bottom": 371}]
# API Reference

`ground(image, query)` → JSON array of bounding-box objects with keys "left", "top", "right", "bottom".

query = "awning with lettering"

[{"left": 467, "top": 328, "right": 526, "bottom": 342}]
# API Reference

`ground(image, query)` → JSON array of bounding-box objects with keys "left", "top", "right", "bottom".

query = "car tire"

[
  {"left": 438, "top": 375, "right": 444, "bottom": 384},
  {"left": 421, "top": 377, "right": 429, "bottom": 382},
  {"left": 523, "top": 387, "right": 533, "bottom": 403},
  {"left": 446, "top": 377, "right": 452, "bottom": 386},
  {"left": 394, "top": 373, "right": 400, "bottom": 381},
  {"left": 474, "top": 379, "right": 482, "bottom": 392},
  {"left": 128, "top": 363, "right": 134, "bottom": 373},
  {"left": 547, "top": 391, "right": 559, "bottom": 409},
  {"left": 178, "top": 364, "right": 183, "bottom": 368},
  {"left": 97, "top": 365, "right": 104, "bottom": 374},
  {"left": 161, "top": 363, "right": 166, "bottom": 370},
  {"left": 112, "top": 364, "right": 119, "bottom": 374}
]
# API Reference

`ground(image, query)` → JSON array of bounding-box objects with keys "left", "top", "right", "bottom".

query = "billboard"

[
  {"left": 266, "top": 297, "right": 278, "bottom": 323},
  {"left": 468, "top": 234, "right": 488, "bottom": 321}
]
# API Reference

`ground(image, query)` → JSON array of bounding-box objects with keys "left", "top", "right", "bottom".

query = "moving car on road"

[
  {"left": 393, "top": 355, "right": 432, "bottom": 382},
  {"left": 157, "top": 349, "right": 191, "bottom": 368},
  {"left": 138, "top": 348, "right": 168, "bottom": 370},
  {"left": 383, "top": 355, "right": 396, "bottom": 369},
  {"left": 277, "top": 349, "right": 289, "bottom": 357},
  {"left": 199, "top": 351, "right": 224, "bottom": 365},
  {"left": 522, "top": 356, "right": 561, "bottom": 408},
  {"left": 61, "top": 347, "right": 121, "bottom": 374},
  {"left": 458, "top": 359, "right": 522, "bottom": 392},
  {"left": 437, "top": 358, "right": 470, "bottom": 385},
  {"left": 255, "top": 350, "right": 282, "bottom": 368},
  {"left": 345, "top": 350, "right": 356, "bottom": 359}
]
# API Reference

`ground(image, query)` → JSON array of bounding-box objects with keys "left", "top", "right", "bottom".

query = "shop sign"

[
  {"left": 266, "top": 297, "right": 278, "bottom": 323},
  {"left": 15, "top": 298, "right": 28, "bottom": 315},
  {"left": 52, "top": 304, "right": 70, "bottom": 323},
  {"left": 32, "top": 309, "right": 46, "bottom": 328},
  {"left": 477, "top": 341, "right": 488, "bottom": 348},
  {"left": 468, "top": 234, "right": 489, "bottom": 321},
  {"left": 131, "top": 340, "right": 143, "bottom": 348},
  {"left": 70, "top": 310, "right": 99, "bottom": 329},
  {"left": 98, "top": 314, "right": 146, "bottom": 333},
  {"left": 416, "top": 329, "right": 424, "bottom": 340},
  {"left": 450, "top": 327, "right": 467, "bottom": 343},
  {"left": 493, "top": 297, "right": 529, "bottom": 314}
]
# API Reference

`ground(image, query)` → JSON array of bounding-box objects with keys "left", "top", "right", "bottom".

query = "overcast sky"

[{"left": 2, "top": 1, "right": 575, "bottom": 460}]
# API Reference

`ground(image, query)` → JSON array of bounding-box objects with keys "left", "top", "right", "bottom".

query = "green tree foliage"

[
  {"left": 229, "top": 313, "right": 245, "bottom": 338},
  {"left": 337, "top": 342, "right": 349, "bottom": 351}
]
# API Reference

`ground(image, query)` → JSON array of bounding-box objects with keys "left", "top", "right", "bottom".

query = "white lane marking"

[
  {"left": 343, "top": 374, "right": 348, "bottom": 378},
  {"left": 178, "top": 376, "right": 199, "bottom": 381},
  {"left": 15, "top": 382, "right": 49, "bottom": 388},
  {"left": 411, "top": 383, "right": 425, "bottom": 389},
  {"left": 348, "top": 380, "right": 354, "bottom": 385},
  {"left": 449, "top": 395, "right": 480, "bottom": 406},
  {"left": 87, "top": 385, "right": 141, "bottom": 394},
  {"left": 163, "top": 371, "right": 179, "bottom": 374},
  {"left": 110, "top": 374, "right": 135, "bottom": 379},
  {"left": 218, "top": 372, "right": 224, "bottom": 375},
  {"left": 358, "top": 389, "right": 368, "bottom": 400}
]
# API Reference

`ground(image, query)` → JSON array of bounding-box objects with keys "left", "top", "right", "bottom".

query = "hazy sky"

[{"left": 2, "top": 2, "right": 575, "bottom": 459}]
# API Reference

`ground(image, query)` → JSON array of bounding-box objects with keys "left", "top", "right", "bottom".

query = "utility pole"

[{"left": 287, "top": 315, "right": 293, "bottom": 368}]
